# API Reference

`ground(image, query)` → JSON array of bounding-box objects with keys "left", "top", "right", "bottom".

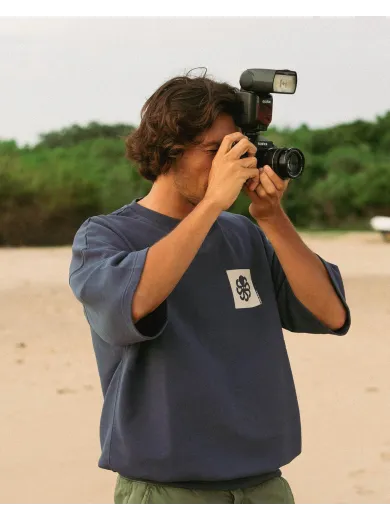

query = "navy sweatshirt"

[{"left": 69, "top": 198, "right": 351, "bottom": 489}]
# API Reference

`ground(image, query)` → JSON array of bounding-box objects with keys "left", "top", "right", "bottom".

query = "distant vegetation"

[{"left": 1, "top": 114, "right": 390, "bottom": 246}]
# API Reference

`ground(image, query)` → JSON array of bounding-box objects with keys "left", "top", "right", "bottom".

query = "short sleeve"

[
  {"left": 258, "top": 227, "right": 351, "bottom": 336},
  {"left": 69, "top": 216, "right": 168, "bottom": 347}
]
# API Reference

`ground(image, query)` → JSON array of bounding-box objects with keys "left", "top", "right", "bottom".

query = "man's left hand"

[{"left": 243, "top": 165, "right": 289, "bottom": 223}]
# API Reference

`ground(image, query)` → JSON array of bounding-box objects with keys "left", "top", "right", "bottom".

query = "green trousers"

[{"left": 114, "top": 474, "right": 295, "bottom": 504}]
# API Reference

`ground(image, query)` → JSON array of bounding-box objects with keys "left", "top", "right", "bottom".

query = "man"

[{"left": 69, "top": 73, "right": 350, "bottom": 504}]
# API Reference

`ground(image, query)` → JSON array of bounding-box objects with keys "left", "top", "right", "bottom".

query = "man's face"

[{"left": 171, "top": 113, "right": 238, "bottom": 206}]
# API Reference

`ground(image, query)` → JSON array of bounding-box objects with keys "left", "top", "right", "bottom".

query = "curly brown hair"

[{"left": 125, "top": 72, "right": 241, "bottom": 182}]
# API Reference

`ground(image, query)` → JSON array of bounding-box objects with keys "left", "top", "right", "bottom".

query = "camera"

[{"left": 235, "top": 69, "right": 305, "bottom": 180}]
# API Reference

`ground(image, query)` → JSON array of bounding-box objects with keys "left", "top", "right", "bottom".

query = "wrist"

[
  {"left": 255, "top": 207, "right": 288, "bottom": 231},
  {"left": 201, "top": 196, "right": 223, "bottom": 217}
]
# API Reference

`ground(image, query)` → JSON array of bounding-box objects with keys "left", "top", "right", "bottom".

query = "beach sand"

[{"left": 1, "top": 231, "right": 389, "bottom": 504}]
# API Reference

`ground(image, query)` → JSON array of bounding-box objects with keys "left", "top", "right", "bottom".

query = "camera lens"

[
  {"left": 265, "top": 147, "right": 305, "bottom": 180},
  {"left": 287, "top": 153, "right": 299, "bottom": 174},
  {"left": 284, "top": 148, "right": 304, "bottom": 179}
]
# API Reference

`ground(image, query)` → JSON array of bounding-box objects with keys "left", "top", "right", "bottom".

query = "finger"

[
  {"left": 239, "top": 156, "right": 258, "bottom": 168},
  {"left": 243, "top": 180, "right": 262, "bottom": 199},
  {"left": 245, "top": 146, "right": 257, "bottom": 158},
  {"left": 256, "top": 186, "right": 267, "bottom": 198},
  {"left": 243, "top": 185, "right": 260, "bottom": 203},
  {"left": 244, "top": 174, "right": 260, "bottom": 191},
  {"left": 263, "top": 165, "right": 285, "bottom": 191},
  {"left": 227, "top": 137, "right": 257, "bottom": 160},
  {"left": 248, "top": 177, "right": 260, "bottom": 191},
  {"left": 241, "top": 167, "right": 261, "bottom": 182},
  {"left": 229, "top": 137, "right": 257, "bottom": 159},
  {"left": 259, "top": 169, "right": 277, "bottom": 196},
  {"left": 218, "top": 132, "right": 246, "bottom": 155}
]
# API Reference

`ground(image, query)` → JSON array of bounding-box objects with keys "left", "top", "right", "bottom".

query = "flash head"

[
  {"left": 236, "top": 67, "right": 304, "bottom": 179},
  {"left": 239, "top": 69, "right": 297, "bottom": 95}
]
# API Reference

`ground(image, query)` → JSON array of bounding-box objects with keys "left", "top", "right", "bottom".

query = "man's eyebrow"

[{"left": 202, "top": 140, "right": 222, "bottom": 148}]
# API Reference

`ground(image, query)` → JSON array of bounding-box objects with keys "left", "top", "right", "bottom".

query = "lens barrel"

[{"left": 264, "top": 147, "right": 305, "bottom": 179}]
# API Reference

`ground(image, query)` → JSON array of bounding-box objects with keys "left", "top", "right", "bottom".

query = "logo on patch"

[
  {"left": 226, "top": 269, "right": 262, "bottom": 309},
  {"left": 236, "top": 275, "right": 251, "bottom": 301}
]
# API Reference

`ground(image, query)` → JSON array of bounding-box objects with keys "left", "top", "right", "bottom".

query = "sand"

[{"left": 0, "top": 231, "right": 389, "bottom": 504}]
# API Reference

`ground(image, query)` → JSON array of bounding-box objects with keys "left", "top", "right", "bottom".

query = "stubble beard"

[{"left": 173, "top": 170, "right": 204, "bottom": 207}]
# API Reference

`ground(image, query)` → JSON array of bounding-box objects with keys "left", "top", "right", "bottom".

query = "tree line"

[{"left": 0, "top": 114, "right": 389, "bottom": 246}]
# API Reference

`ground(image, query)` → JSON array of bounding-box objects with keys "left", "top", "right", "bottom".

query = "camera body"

[{"left": 235, "top": 69, "right": 305, "bottom": 180}]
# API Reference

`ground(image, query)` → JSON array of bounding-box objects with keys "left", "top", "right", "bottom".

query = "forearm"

[
  {"left": 258, "top": 209, "right": 347, "bottom": 330},
  {"left": 132, "top": 198, "right": 221, "bottom": 322}
]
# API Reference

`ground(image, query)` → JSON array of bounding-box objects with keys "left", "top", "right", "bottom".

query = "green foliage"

[
  {"left": 36, "top": 121, "right": 135, "bottom": 149},
  {"left": 0, "top": 115, "right": 390, "bottom": 246}
]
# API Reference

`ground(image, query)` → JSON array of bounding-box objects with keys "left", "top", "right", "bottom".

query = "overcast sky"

[{"left": 1, "top": 16, "right": 390, "bottom": 145}]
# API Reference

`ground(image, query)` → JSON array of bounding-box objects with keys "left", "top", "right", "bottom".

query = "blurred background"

[{"left": 0, "top": 17, "right": 389, "bottom": 504}]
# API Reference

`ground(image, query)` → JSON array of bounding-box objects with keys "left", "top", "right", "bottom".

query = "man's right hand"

[{"left": 204, "top": 132, "right": 259, "bottom": 212}]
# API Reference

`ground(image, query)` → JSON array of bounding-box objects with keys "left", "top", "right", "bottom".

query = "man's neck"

[{"left": 137, "top": 176, "right": 195, "bottom": 221}]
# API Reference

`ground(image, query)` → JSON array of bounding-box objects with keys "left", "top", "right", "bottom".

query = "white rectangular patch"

[{"left": 226, "top": 269, "right": 262, "bottom": 309}]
